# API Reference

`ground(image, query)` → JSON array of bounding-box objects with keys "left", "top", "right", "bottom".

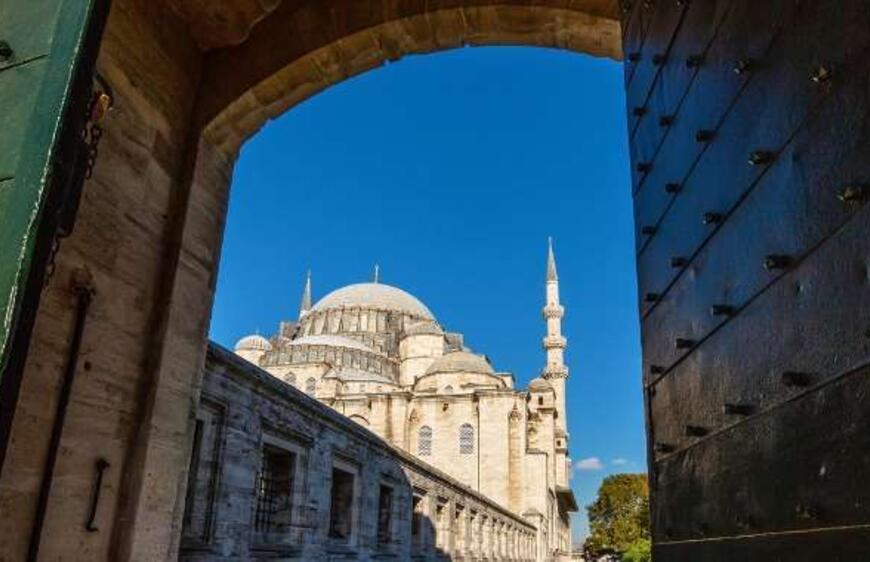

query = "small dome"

[
  {"left": 528, "top": 377, "right": 553, "bottom": 393},
  {"left": 311, "top": 283, "right": 434, "bottom": 319},
  {"left": 234, "top": 334, "right": 272, "bottom": 352},
  {"left": 425, "top": 351, "right": 494, "bottom": 376}
]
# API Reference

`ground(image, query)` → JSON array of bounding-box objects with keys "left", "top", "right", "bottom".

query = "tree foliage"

[
  {"left": 622, "top": 538, "right": 651, "bottom": 562},
  {"left": 584, "top": 473, "right": 650, "bottom": 559}
]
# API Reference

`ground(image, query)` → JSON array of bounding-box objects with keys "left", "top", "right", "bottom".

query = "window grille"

[
  {"left": 418, "top": 426, "right": 432, "bottom": 456},
  {"left": 182, "top": 404, "right": 223, "bottom": 544},
  {"left": 254, "top": 444, "right": 296, "bottom": 534},
  {"left": 286, "top": 373, "right": 296, "bottom": 386},
  {"left": 329, "top": 467, "right": 356, "bottom": 540},
  {"left": 377, "top": 485, "right": 394, "bottom": 545},
  {"left": 305, "top": 377, "right": 316, "bottom": 394},
  {"left": 182, "top": 420, "right": 204, "bottom": 531},
  {"left": 459, "top": 423, "right": 474, "bottom": 454}
]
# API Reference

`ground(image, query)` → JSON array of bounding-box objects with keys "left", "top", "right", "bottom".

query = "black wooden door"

[{"left": 624, "top": 0, "right": 870, "bottom": 558}]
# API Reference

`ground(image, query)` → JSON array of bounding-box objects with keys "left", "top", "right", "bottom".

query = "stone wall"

[
  {"left": 184, "top": 343, "right": 537, "bottom": 561},
  {"left": 0, "top": 1, "right": 208, "bottom": 559}
]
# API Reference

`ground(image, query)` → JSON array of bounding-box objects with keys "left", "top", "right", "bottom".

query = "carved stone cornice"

[
  {"left": 542, "top": 366, "right": 569, "bottom": 379},
  {"left": 541, "top": 335, "right": 567, "bottom": 350}
]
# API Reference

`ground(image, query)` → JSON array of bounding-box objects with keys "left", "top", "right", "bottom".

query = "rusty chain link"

[
  {"left": 44, "top": 87, "right": 113, "bottom": 288},
  {"left": 84, "top": 91, "right": 111, "bottom": 179}
]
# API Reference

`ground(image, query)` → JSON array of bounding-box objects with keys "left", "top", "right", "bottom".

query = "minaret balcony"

[
  {"left": 541, "top": 305, "right": 564, "bottom": 319},
  {"left": 542, "top": 335, "right": 567, "bottom": 349},
  {"left": 542, "top": 365, "right": 569, "bottom": 379}
]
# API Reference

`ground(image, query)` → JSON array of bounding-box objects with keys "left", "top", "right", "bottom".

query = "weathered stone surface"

[
  {"left": 181, "top": 344, "right": 537, "bottom": 560},
  {"left": 168, "top": 0, "right": 283, "bottom": 49},
  {"left": 199, "top": 2, "right": 622, "bottom": 154}
]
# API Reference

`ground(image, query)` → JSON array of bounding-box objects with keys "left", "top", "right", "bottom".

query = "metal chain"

[
  {"left": 44, "top": 89, "right": 113, "bottom": 287},
  {"left": 84, "top": 91, "right": 111, "bottom": 180},
  {"left": 84, "top": 121, "right": 103, "bottom": 180}
]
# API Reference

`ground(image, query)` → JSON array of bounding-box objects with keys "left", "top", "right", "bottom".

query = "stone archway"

[
  {"left": 193, "top": 2, "right": 621, "bottom": 155},
  {"left": 0, "top": 2, "right": 623, "bottom": 560},
  {"left": 157, "top": 4, "right": 622, "bottom": 555}
]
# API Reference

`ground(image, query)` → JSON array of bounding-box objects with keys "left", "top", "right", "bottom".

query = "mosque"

[{"left": 233, "top": 240, "right": 577, "bottom": 555}]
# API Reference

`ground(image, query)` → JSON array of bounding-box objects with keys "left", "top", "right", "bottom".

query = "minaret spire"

[
  {"left": 547, "top": 236, "right": 558, "bottom": 282},
  {"left": 542, "top": 237, "right": 568, "bottom": 432},
  {"left": 373, "top": 264, "right": 380, "bottom": 284},
  {"left": 299, "top": 269, "right": 312, "bottom": 318}
]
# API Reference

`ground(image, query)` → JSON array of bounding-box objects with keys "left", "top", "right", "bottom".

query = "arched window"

[
  {"left": 459, "top": 423, "right": 474, "bottom": 454},
  {"left": 305, "top": 377, "right": 316, "bottom": 394},
  {"left": 418, "top": 426, "right": 432, "bottom": 456},
  {"left": 444, "top": 385, "right": 453, "bottom": 394}
]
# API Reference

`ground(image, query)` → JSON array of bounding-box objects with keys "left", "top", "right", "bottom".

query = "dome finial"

[
  {"left": 299, "top": 269, "right": 312, "bottom": 318},
  {"left": 373, "top": 264, "right": 380, "bottom": 284}
]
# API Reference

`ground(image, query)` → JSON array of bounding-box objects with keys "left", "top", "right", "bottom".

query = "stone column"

[
  {"left": 498, "top": 522, "right": 505, "bottom": 558},
  {"left": 454, "top": 505, "right": 464, "bottom": 556},
  {"left": 469, "top": 512, "right": 476, "bottom": 560}
]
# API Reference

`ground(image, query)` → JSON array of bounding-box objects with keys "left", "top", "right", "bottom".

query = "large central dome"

[{"left": 310, "top": 283, "right": 434, "bottom": 319}]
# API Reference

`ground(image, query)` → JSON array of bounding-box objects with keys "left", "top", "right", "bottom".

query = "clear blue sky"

[{"left": 209, "top": 46, "right": 645, "bottom": 543}]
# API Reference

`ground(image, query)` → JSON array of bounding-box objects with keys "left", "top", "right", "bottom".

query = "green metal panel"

[
  {"left": 0, "top": 0, "right": 108, "bottom": 462},
  {"left": 0, "top": 60, "right": 50, "bottom": 179}
]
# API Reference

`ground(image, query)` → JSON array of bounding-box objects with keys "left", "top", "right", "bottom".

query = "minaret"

[
  {"left": 299, "top": 270, "right": 312, "bottom": 318},
  {"left": 542, "top": 237, "right": 568, "bottom": 434}
]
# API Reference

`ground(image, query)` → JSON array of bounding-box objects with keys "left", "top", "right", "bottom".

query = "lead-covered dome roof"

[
  {"left": 234, "top": 334, "right": 272, "bottom": 352},
  {"left": 528, "top": 377, "right": 553, "bottom": 392},
  {"left": 311, "top": 283, "right": 434, "bottom": 319},
  {"left": 425, "top": 351, "right": 494, "bottom": 376}
]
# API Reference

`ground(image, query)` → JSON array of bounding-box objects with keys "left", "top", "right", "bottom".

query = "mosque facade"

[{"left": 233, "top": 241, "right": 577, "bottom": 557}]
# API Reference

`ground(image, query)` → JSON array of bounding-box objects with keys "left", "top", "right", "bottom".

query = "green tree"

[
  {"left": 622, "top": 538, "right": 651, "bottom": 562},
  {"left": 584, "top": 473, "right": 650, "bottom": 559}
]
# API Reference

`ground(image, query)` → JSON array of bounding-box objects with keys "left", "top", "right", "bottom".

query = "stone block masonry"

[{"left": 181, "top": 343, "right": 536, "bottom": 561}]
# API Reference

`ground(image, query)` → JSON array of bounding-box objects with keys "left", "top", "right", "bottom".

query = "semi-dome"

[
  {"left": 425, "top": 351, "right": 494, "bottom": 376},
  {"left": 528, "top": 377, "right": 553, "bottom": 392},
  {"left": 290, "top": 334, "right": 376, "bottom": 353},
  {"left": 234, "top": 334, "right": 272, "bottom": 352},
  {"left": 311, "top": 282, "right": 434, "bottom": 319}
]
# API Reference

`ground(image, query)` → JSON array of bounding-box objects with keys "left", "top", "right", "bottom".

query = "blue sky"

[{"left": 209, "top": 46, "right": 645, "bottom": 542}]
